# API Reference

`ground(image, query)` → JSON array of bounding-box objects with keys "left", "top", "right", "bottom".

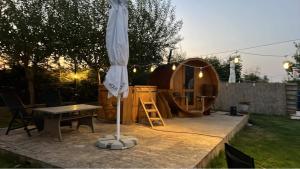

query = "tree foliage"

[
  {"left": 0, "top": 0, "right": 51, "bottom": 66},
  {"left": 128, "top": 0, "right": 183, "bottom": 66},
  {"left": 0, "top": 0, "right": 56, "bottom": 103},
  {"left": 243, "top": 73, "right": 269, "bottom": 83},
  {"left": 1, "top": 0, "right": 182, "bottom": 71},
  {"left": 292, "top": 42, "right": 300, "bottom": 64},
  {"left": 284, "top": 43, "right": 300, "bottom": 81},
  {"left": 49, "top": 0, "right": 109, "bottom": 71},
  {"left": 0, "top": 0, "right": 183, "bottom": 102}
]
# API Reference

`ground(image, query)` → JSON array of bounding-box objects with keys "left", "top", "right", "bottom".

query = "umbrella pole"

[
  {"left": 116, "top": 95, "right": 121, "bottom": 141},
  {"left": 96, "top": 95, "right": 138, "bottom": 150}
]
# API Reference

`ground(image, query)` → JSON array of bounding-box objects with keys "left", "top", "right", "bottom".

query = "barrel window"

[{"left": 185, "top": 66, "right": 194, "bottom": 89}]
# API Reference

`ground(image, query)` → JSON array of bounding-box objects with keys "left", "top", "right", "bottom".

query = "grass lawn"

[
  {"left": 0, "top": 152, "right": 39, "bottom": 168},
  {"left": 0, "top": 156, "right": 19, "bottom": 168},
  {"left": 0, "top": 154, "right": 30, "bottom": 168},
  {"left": 208, "top": 114, "right": 300, "bottom": 168}
]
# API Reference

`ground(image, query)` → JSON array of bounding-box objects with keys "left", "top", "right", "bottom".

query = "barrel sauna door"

[{"left": 184, "top": 66, "right": 196, "bottom": 110}]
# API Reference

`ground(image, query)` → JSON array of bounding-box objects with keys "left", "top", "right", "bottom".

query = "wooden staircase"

[
  {"left": 139, "top": 98, "right": 165, "bottom": 128},
  {"left": 286, "top": 83, "right": 298, "bottom": 114}
]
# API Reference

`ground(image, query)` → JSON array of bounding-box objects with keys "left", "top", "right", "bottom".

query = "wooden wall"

[{"left": 122, "top": 86, "right": 157, "bottom": 124}]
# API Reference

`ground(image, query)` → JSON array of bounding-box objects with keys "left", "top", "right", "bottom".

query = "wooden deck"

[{"left": 0, "top": 112, "right": 248, "bottom": 168}]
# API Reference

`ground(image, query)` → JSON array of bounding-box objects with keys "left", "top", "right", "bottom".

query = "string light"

[
  {"left": 198, "top": 38, "right": 300, "bottom": 56},
  {"left": 73, "top": 73, "right": 78, "bottom": 79},
  {"left": 150, "top": 65, "right": 155, "bottom": 72},
  {"left": 283, "top": 62, "right": 290, "bottom": 70},
  {"left": 198, "top": 68, "right": 203, "bottom": 78},
  {"left": 127, "top": 38, "right": 300, "bottom": 74},
  {"left": 234, "top": 57, "right": 239, "bottom": 64},
  {"left": 239, "top": 51, "right": 288, "bottom": 57},
  {"left": 172, "top": 64, "right": 176, "bottom": 71},
  {"left": 127, "top": 41, "right": 297, "bottom": 72}
]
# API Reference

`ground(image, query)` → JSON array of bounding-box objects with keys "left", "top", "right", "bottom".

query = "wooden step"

[
  {"left": 287, "top": 110, "right": 297, "bottom": 113},
  {"left": 287, "top": 102, "right": 297, "bottom": 106},
  {"left": 144, "top": 102, "right": 154, "bottom": 105},
  {"left": 286, "top": 91, "right": 297, "bottom": 96},
  {"left": 290, "top": 114, "right": 300, "bottom": 120},
  {"left": 286, "top": 85, "right": 298, "bottom": 89},
  {"left": 139, "top": 97, "right": 165, "bottom": 128},
  {"left": 287, "top": 100, "right": 297, "bottom": 104},
  {"left": 287, "top": 108, "right": 297, "bottom": 111},
  {"left": 286, "top": 96, "right": 297, "bottom": 100},
  {"left": 146, "top": 109, "right": 157, "bottom": 112},
  {"left": 286, "top": 83, "right": 298, "bottom": 87},
  {"left": 149, "top": 118, "right": 161, "bottom": 121},
  {"left": 287, "top": 107, "right": 296, "bottom": 110},
  {"left": 287, "top": 104, "right": 297, "bottom": 108}
]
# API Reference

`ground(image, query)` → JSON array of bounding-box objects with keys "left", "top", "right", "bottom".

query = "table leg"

[
  {"left": 43, "top": 114, "right": 62, "bottom": 141},
  {"left": 201, "top": 98, "right": 205, "bottom": 114},
  {"left": 185, "top": 97, "right": 189, "bottom": 111},
  {"left": 76, "top": 112, "right": 94, "bottom": 133}
]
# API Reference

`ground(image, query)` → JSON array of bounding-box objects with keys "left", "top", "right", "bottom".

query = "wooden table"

[{"left": 34, "top": 104, "right": 102, "bottom": 141}]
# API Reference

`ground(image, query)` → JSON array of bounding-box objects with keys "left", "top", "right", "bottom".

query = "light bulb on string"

[
  {"left": 283, "top": 62, "right": 290, "bottom": 70},
  {"left": 234, "top": 57, "right": 239, "bottom": 64},
  {"left": 283, "top": 55, "right": 290, "bottom": 70},
  {"left": 133, "top": 67, "right": 137, "bottom": 73},
  {"left": 150, "top": 65, "right": 155, "bottom": 72},
  {"left": 172, "top": 64, "right": 176, "bottom": 71},
  {"left": 73, "top": 73, "right": 78, "bottom": 79},
  {"left": 198, "top": 68, "right": 203, "bottom": 78}
]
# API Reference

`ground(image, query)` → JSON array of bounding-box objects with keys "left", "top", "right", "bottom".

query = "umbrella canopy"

[
  {"left": 104, "top": 0, "right": 129, "bottom": 98},
  {"left": 228, "top": 60, "right": 236, "bottom": 83}
]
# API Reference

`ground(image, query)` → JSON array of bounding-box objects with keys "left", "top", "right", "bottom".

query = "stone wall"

[{"left": 215, "top": 83, "right": 287, "bottom": 115}]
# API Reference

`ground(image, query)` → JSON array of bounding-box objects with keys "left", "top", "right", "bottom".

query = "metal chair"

[
  {"left": 225, "top": 143, "right": 255, "bottom": 168},
  {"left": 0, "top": 89, "right": 42, "bottom": 136}
]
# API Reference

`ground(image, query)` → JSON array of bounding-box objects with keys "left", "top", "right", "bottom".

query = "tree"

[
  {"left": 47, "top": 0, "right": 183, "bottom": 84},
  {"left": 48, "top": 0, "right": 110, "bottom": 85},
  {"left": 292, "top": 42, "right": 300, "bottom": 64},
  {"left": 56, "top": 0, "right": 183, "bottom": 84},
  {"left": 168, "top": 46, "right": 187, "bottom": 63},
  {"left": 0, "top": 0, "right": 54, "bottom": 104},
  {"left": 242, "top": 67, "right": 269, "bottom": 83},
  {"left": 0, "top": 0, "right": 109, "bottom": 102},
  {"left": 284, "top": 43, "right": 300, "bottom": 81},
  {"left": 80, "top": 0, "right": 110, "bottom": 84},
  {"left": 243, "top": 73, "right": 269, "bottom": 83},
  {"left": 128, "top": 0, "right": 183, "bottom": 78}
]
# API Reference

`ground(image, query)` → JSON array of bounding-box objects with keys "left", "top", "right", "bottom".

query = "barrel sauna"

[{"left": 149, "top": 58, "right": 219, "bottom": 117}]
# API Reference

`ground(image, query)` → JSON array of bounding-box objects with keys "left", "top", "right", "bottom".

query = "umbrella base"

[{"left": 96, "top": 135, "right": 138, "bottom": 150}]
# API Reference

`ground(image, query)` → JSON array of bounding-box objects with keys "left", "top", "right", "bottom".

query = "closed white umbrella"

[
  {"left": 104, "top": 0, "right": 129, "bottom": 99},
  {"left": 228, "top": 60, "right": 236, "bottom": 83},
  {"left": 104, "top": 0, "right": 129, "bottom": 143},
  {"left": 96, "top": 0, "right": 137, "bottom": 150}
]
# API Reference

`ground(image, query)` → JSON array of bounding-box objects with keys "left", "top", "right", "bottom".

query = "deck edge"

[{"left": 195, "top": 114, "right": 249, "bottom": 168}]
